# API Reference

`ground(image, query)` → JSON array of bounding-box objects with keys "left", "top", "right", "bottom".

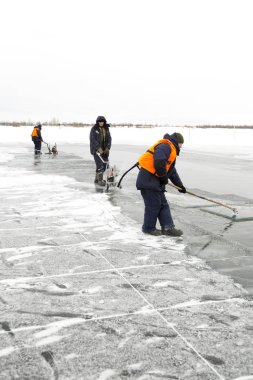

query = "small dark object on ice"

[
  {"left": 46, "top": 143, "right": 58, "bottom": 155},
  {"left": 51, "top": 143, "right": 58, "bottom": 154}
]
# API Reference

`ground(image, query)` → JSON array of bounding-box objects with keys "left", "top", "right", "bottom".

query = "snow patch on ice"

[
  {"left": 135, "top": 255, "right": 149, "bottom": 262},
  {"left": 0, "top": 346, "right": 15, "bottom": 357},
  {"left": 145, "top": 336, "right": 165, "bottom": 344},
  {"left": 34, "top": 327, "right": 61, "bottom": 339},
  {"left": 85, "top": 286, "right": 102, "bottom": 294},
  {"left": 196, "top": 324, "right": 210, "bottom": 329},
  {"left": 172, "top": 299, "right": 201, "bottom": 309},
  {"left": 65, "top": 353, "right": 79, "bottom": 360},
  {"left": 97, "top": 369, "right": 117, "bottom": 380},
  {"left": 153, "top": 280, "right": 176, "bottom": 288},
  {"left": 35, "top": 334, "right": 69, "bottom": 347},
  {"left": 137, "top": 305, "right": 154, "bottom": 314},
  {"left": 0, "top": 152, "right": 14, "bottom": 163},
  {"left": 0, "top": 167, "right": 75, "bottom": 189},
  {"left": 7, "top": 252, "right": 33, "bottom": 262},
  {"left": 0, "top": 246, "right": 45, "bottom": 255},
  {"left": 127, "top": 362, "right": 143, "bottom": 370},
  {"left": 33, "top": 318, "right": 85, "bottom": 340},
  {"left": 118, "top": 336, "right": 131, "bottom": 349}
]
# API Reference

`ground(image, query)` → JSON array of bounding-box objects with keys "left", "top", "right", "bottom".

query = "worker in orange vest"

[
  {"left": 136, "top": 132, "right": 186, "bottom": 237},
  {"left": 31, "top": 123, "right": 43, "bottom": 155}
]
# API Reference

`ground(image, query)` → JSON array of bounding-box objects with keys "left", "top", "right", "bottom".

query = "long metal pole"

[{"left": 168, "top": 183, "right": 238, "bottom": 214}]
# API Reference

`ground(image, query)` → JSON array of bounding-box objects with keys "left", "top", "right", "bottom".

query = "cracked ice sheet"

[
  {"left": 0, "top": 230, "right": 85, "bottom": 250},
  {"left": 160, "top": 301, "right": 253, "bottom": 379},
  {"left": 99, "top": 241, "right": 194, "bottom": 268},
  {"left": 0, "top": 245, "right": 112, "bottom": 282},
  {"left": 0, "top": 272, "right": 150, "bottom": 329},
  {"left": 0, "top": 313, "right": 220, "bottom": 380},
  {"left": 121, "top": 263, "right": 245, "bottom": 310}
]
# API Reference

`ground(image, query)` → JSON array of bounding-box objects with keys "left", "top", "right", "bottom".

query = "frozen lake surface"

[{"left": 0, "top": 135, "right": 253, "bottom": 379}]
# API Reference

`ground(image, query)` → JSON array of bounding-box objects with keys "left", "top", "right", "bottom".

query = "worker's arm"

[{"left": 153, "top": 143, "right": 171, "bottom": 184}]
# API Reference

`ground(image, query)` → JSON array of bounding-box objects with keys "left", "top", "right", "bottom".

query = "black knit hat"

[{"left": 174, "top": 132, "right": 184, "bottom": 144}]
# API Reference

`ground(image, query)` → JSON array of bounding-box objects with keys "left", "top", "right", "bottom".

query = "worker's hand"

[
  {"left": 103, "top": 147, "right": 110, "bottom": 155},
  {"left": 159, "top": 175, "right": 168, "bottom": 185},
  {"left": 178, "top": 185, "right": 186, "bottom": 193},
  {"left": 96, "top": 147, "right": 103, "bottom": 154}
]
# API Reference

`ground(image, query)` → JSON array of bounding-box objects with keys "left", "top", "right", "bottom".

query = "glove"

[
  {"left": 159, "top": 175, "right": 168, "bottom": 185},
  {"left": 103, "top": 147, "right": 110, "bottom": 155},
  {"left": 178, "top": 185, "right": 186, "bottom": 193},
  {"left": 96, "top": 147, "right": 103, "bottom": 154}
]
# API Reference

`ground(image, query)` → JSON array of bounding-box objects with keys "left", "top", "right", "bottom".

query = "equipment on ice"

[
  {"left": 43, "top": 142, "right": 58, "bottom": 155},
  {"left": 96, "top": 153, "right": 118, "bottom": 191},
  {"left": 117, "top": 163, "right": 139, "bottom": 188}
]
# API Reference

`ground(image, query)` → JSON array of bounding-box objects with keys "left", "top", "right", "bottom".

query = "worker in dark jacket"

[
  {"left": 31, "top": 123, "right": 43, "bottom": 155},
  {"left": 136, "top": 132, "right": 186, "bottom": 237},
  {"left": 90, "top": 116, "right": 112, "bottom": 186}
]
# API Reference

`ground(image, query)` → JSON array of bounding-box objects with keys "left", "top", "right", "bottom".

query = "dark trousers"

[
  {"left": 93, "top": 154, "right": 109, "bottom": 173},
  {"left": 33, "top": 140, "right": 41, "bottom": 152},
  {"left": 140, "top": 190, "right": 174, "bottom": 232}
]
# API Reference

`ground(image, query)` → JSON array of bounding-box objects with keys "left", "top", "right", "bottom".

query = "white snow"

[
  {"left": 7, "top": 252, "right": 33, "bottom": 262},
  {"left": 118, "top": 336, "right": 131, "bottom": 349},
  {"left": 0, "top": 152, "right": 14, "bottom": 163},
  {"left": 0, "top": 346, "right": 15, "bottom": 357},
  {"left": 145, "top": 336, "right": 165, "bottom": 345},
  {"left": 0, "top": 166, "right": 75, "bottom": 190},
  {"left": 127, "top": 362, "right": 143, "bottom": 370},
  {"left": 153, "top": 280, "right": 179, "bottom": 288},
  {"left": 85, "top": 286, "right": 102, "bottom": 294},
  {"left": 32, "top": 318, "right": 85, "bottom": 341},
  {"left": 0, "top": 125, "right": 253, "bottom": 158},
  {"left": 97, "top": 369, "right": 117, "bottom": 380},
  {"left": 35, "top": 334, "right": 69, "bottom": 347}
]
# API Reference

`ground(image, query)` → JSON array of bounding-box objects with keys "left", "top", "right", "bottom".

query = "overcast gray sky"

[{"left": 0, "top": 0, "right": 253, "bottom": 124}]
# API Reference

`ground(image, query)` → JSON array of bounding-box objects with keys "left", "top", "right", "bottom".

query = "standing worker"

[
  {"left": 90, "top": 116, "right": 112, "bottom": 186},
  {"left": 136, "top": 132, "right": 186, "bottom": 237},
  {"left": 31, "top": 123, "right": 44, "bottom": 155}
]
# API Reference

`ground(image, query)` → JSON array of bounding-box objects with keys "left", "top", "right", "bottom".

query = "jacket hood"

[
  {"left": 96, "top": 116, "right": 107, "bottom": 124},
  {"left": 163, "top": 133, "right": 180, "bottom": 155}
]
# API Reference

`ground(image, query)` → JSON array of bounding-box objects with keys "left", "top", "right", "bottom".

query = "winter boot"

[
  {"left": 143, "top": 229, "right": 161, "bottom": 236},
  {"left": 97, "top": 173, "right": 106, "bottom": 186},
  {"left": 34, "top": 150, "right": 41, "bottom": 155},
  {"left": 162, "top": 228, "right": 183, "bottom": 237},
  {"left": 94, "top": 172, "right": 99, "bottom": 184}
]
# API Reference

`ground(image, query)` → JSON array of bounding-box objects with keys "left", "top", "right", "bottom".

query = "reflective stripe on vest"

[
  {"left": 138, "top": 139, "right": 177, "bottom": 176},
  {"left": 31, "top": 128, "right": 39, "bottom": 138}
]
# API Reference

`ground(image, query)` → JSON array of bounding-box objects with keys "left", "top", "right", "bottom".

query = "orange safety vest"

[
  {"left": 31, "top": 127, "right": 39, "bottom": 138},
  {"left": 138, "top": 139, "right": 177, "bottom": 176}
]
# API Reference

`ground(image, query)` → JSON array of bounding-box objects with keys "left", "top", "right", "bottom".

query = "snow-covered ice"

[{"left": 0, "top": 126, "right": 253, "bottom": 379}]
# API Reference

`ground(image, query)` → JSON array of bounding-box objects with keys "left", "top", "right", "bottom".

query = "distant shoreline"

[{"left": 0, "top": 123, "right": 253, "bottom": 129}]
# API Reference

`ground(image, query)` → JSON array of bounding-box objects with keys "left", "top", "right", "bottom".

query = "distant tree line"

[{"left": 0, "top": 121, "right": 253, "bottom": 129}]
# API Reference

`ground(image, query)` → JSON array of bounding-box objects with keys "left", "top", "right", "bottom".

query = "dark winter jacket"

[
  {"left": 136, "top": 133, "right": 183, "bottom": 192},
  {"left": 31, "top": 127, "right": 43, "bottom": 142},
  {"left": 89, "top": 124, "right": 112, "bottom": 155}
]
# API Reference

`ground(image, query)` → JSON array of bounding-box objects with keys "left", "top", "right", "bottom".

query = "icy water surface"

[{"left": 0, "top": 142, "right": 253, "bottom": 379}]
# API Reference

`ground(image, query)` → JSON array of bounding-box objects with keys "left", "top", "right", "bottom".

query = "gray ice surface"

[{"left": 0, "top": 142, "right": 253, "bottom": 380}]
